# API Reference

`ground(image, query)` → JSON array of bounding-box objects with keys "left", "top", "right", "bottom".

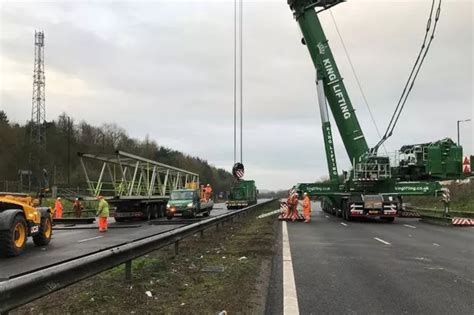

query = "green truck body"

[
  {"left": 166, "top": 189, "right": 213, "bottom": 219},
  {"left": 226, "top": 180, "right": 258, "bottom": 210}
]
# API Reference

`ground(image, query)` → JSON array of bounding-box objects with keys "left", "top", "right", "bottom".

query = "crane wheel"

[
  {"left": 33, "top": 216, "right": 52, "bottom": 246},
  {"left": 0, "top": 215, "right": 27, "bottom": 257}
]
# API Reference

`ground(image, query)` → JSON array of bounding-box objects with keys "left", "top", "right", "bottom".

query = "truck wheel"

[
  {"left": 166, "top": 214, "right": 173, "bottom": 220},
  {"left": 152, "top": 204, "right": 159, "bottom": 219},
  {"left": 382, "top": 217, "right": 395, "bottom": 223},
  {"left": 33, "top": 216, "right": 52, "bottom": 246},
  {"left": 145, "top": 205, "right": 152, "bottom": 221},
  {"left": 0, "top": 215, "right": 27, "bottom": 257},
  {"left": 203, "top": 209, "right": 210, "bottom": 217}
]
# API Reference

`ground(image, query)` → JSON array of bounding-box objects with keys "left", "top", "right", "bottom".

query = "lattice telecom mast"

[{"left": 31, "top": 30, "right": 46, "bottom": 146}]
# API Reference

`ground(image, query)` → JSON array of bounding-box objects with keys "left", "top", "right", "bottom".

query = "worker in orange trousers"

[
  {"left": 54, "top": 197, "right": 63, "bottom": 219},
  {"left": 303, "top": 192, "right": 311, "bottom": 223},
  {"left": 205, "top": 184, "right": 213, "bottom": 201},
  {"left": 96, "top": 196, "right": 110, "bottom": 232},
  {"left": 290, "top": 192, "right": 299, "bottom": 222}
]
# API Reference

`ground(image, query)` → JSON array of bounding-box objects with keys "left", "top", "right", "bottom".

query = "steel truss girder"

[{"left": 78, "top": 151, "right": 199, "bottom": 198}]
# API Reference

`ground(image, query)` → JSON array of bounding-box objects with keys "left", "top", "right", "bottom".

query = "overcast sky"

[{"left": 1, "top": 0, "right": 472, "bottom": 190}]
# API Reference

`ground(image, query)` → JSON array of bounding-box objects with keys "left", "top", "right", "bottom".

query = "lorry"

[
  {"left": 0, "top": 193, "right": 53, "bottom": 257},
  {"left": 226, "top": 180, "right": 258, "bottom": 210},
  {"left": 288, "top": 0, "right": 472, "bottom": 221},
  {"left": 166, "top": 185, "right": 214, "bottom": 219},
  {"left": 78, "top": 151, "right": 200, "bottom": 221}
]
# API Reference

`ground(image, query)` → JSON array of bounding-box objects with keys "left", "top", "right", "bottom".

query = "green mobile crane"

[{"left": 288, "top": 0, "right": 471, "bottom": 221}]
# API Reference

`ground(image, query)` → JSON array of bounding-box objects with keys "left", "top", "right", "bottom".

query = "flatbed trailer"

[{"left": 78, "top": 151, "right": 199, "bottom": 222}]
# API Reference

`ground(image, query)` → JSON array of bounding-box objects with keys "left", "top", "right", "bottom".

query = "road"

[
  {"left": 267, "top": 202, "right": 474, "bottom": 315},
  {"left": 0, "top": 203, "right": 233, "bottom": 281}
]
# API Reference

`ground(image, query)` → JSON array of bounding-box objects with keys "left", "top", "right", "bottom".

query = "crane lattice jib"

[
  {"left": 78, "top": 151, "right": 199, "bottom": 199},
  {"left": 289, "top": 0, "right": 369, "bottom": 164}
]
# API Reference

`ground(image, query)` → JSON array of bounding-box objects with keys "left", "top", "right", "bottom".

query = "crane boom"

[{"left": 288, "top": 0, "right": 368, "bottom": 164}]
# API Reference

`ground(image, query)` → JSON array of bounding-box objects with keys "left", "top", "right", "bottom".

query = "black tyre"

[
  {"left": 115, "top": 216, "right": 126, "bottom": 223},
  {"left": 0, "top": 215, "right": 27, "bottom": 258},
  {"left": 382, "top": 217, "right": 395, "bottom": 223},
  {"left": 158, "top": 204, "right": 165, "bottom": 218},
  {"left": 152, "top": 204, "right": 159, "bottom": 219},
  {"left": 203, "top": 209, "right": 210, "bottom": 217},
  {"left": 33, "top": 216, "right": 52, "bottom": 246},
  {"left": 145, "top": 205, "right": 152, "bottom": 221},
  {"left": 166, "top": 214, "right": 173, "bottom": 220}
]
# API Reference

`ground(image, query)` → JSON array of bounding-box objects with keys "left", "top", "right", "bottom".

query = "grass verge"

[{"left": 13, "top": 200, "right": 280, "bottom": 314}]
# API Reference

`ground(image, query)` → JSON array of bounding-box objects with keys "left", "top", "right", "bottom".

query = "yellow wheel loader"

[{"left": 0, "top": 193, "right": 53, "bottom": 257}]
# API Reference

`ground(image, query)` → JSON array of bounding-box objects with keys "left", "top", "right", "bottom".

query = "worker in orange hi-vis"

[
  {"left": 290, "top": 193, "right": 299, "bottom": 222},
  {"left": 303, "top": 192, "right": 311, "bottom": 223},
  {"left": 96, "top": 196, "right": 110, "bottom": 232},
  {"left": 284, "top": 191, "right": 293, "bottom": 219},
  {"left": 205, "top": 184, "right": 213, "bottom": 201},
  {"left": 54, "top": 197, "right": 63, "bottom": 219}
]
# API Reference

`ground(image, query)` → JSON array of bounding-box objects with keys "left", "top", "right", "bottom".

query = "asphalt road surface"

[
  {"left": 0, "top": 202, "right": 235, "bottom": 281},
  {"left": 267, "top": 202, "right": 474, "bottom": 315}
]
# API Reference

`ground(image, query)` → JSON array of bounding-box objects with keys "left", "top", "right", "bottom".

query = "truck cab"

[{"left": 166, "top": 189, "right": 214, "bottom": 219}]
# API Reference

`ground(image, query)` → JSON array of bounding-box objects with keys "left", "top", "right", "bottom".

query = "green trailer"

[{"left": 226, "top": 180, "right": 258, "bottom": 210}]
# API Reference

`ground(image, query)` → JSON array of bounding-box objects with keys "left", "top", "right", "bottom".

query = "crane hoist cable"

[
  {"left": 232, "top": 0, "right": 245, "bottom": 179},
  {"left": 329, "top": 9, "right": 387, "bottom": 155},
  {"left": 233, "top": 0, "right": 237, "bottom": 164},
  {"left": 372, "top": 0, "right": 442, "bottom": 154},
  {"left": 239, "top": 0, "right": 243, "bottom": 164}
]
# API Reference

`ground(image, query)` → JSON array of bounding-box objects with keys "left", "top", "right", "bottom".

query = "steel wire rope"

[
  {"left": 392, "top": 1, "right": 441, "bottom": 132},
  {"left": 233, "top": 0, "right": 237, "bottom": 164},
  {"left": 373, "top": 0, "right": 441, "bottom": 153},
  {"left": 329, "top": 9, "right": 387, "bottom": 155},
  {"left": 239, "top": 0, "right": 243, "bottom": 163}
]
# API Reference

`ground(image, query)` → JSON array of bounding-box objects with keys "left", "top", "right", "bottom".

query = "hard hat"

[
  {"left": 207, "top": 184, "right": 210, "bottom": 186},
  {"left": 303, "top": 192, "right": 308, "bottom": 195},
  {"left": 57, "top": 197, "right": 61, "bottom": 200}
]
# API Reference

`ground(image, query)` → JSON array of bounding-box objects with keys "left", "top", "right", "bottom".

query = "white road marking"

[
  {"left": 433, "top": 243, "right": 440, "bottom": 247},
  {"left": 257, "top": 209, "right": 281, "bottom": 219},
  {"left": 403, "top": 224, "right": 416, "bottom": 229},
  {"left": 340, "top": 222, "right": 348, "bottom": 226},
  {"left": 374, "top": 237, "right": 391, "bottom": 246},
  {"left": 77, "top": 236, "right": 103, "bottom": 243},
  {"left": 282, "top": 221, "right": 299, "bottom": 315},
  {"left": 426, "top": 267, "right": 444, "bottom": 270}
]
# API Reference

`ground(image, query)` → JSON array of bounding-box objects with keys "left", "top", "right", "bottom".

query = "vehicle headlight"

[
  {"left": 187, "top": 203, "right": 194, "bottom": 208},
  {"left": 166, "top": 204, "right": 170, "bottom": 209}
]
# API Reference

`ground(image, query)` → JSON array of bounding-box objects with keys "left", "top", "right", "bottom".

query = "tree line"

[{"left": 0, "top": 110, "right": 235, "bottom": 195}]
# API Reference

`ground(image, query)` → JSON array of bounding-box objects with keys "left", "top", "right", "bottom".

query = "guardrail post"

[
  {"left": 174, "top": 240, "right": 179, "bottom": 255},
  {"left": 216, "top": 223, "right": 219, "bottom": 231},
  {"left": 200, "top": 230, "right": 204, "bottom": 238},
  {"left": 125, "top": 260, "right": 132, "bottom": 281}
]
